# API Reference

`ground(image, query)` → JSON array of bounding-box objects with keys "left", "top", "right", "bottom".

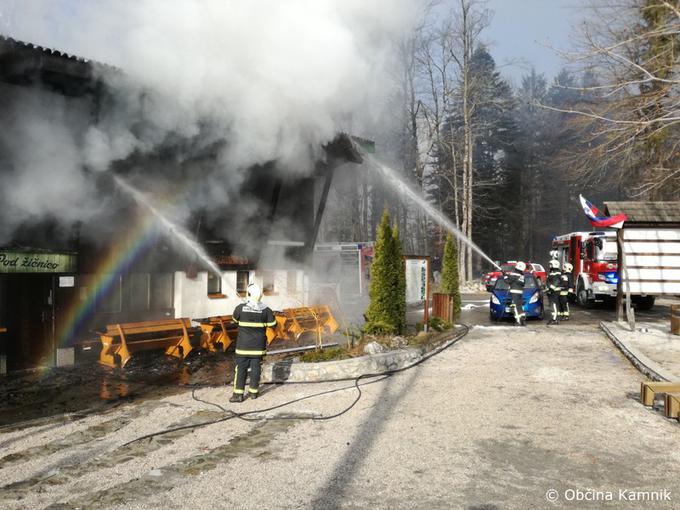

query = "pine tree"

[
  {"left": 393, "top": 224, "right": 407, "bottom": 334},
  {"left": 440, "top": 234, "right": 461, "bottom": 322},
  {"left": 365, "top": 207, "right": 401, "bottom": 334}
]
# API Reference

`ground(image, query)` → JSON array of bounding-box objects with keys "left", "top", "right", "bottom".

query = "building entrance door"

[{"left": 1, "top": 275, "right": 55, "bottom": 370}]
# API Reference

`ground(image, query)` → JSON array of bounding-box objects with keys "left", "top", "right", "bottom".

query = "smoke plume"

[{"left": 0, "top": 0, "right": 421, "bottom": 246}]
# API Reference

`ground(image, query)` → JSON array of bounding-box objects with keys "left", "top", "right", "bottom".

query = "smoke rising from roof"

[{"left": 0, "top": 0, "right": 421, "bottom": 247}]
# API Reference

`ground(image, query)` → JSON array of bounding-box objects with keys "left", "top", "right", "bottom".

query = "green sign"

[{"left": 0, "top": 251, "right": 77, "bottom": 273}]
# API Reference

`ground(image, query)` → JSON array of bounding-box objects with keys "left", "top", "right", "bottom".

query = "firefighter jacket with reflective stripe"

[
  {"left": 562, "top": 271, "right": 574, "bottom": 294},
  {"left": 232, "top": 303, "right": 276, "bottom": 356},
  {"left": 547, "top": 270, "right": 562, "bottom": 294},
  {"left": 504, "top": 270, "right": 525, "bottom": 294}
]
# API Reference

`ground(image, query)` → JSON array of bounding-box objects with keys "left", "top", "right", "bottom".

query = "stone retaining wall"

[
  {"left": 262, "top": 347, "right": 426, "bottom": 383},
  {"left": 262, "top": 327, "right": 468, "bottom": 383}
]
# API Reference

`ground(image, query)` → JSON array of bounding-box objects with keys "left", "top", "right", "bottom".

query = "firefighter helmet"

[
  {"left": 563, "top": 263, "right": 573, "bottom": 272},
  {"left": 515, "top": 261, "right": 527, "bottom": 272},
  {"left": 247, "top": 283, "right": 262, "bottom": 302},
  {"left": 549, "top": 259, "right": 560, "bottom": 270}
]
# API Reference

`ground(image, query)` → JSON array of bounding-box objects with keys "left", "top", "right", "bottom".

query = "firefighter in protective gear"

[
  {"left": 560, "top": 262, "right": 574, "bottom": 321},
  {"left": 229, "top": 283, "right": 277, "bottom": 403},
  {"left": 504, "top": 261, "right": 527, "bottom": 326},
  {"left": 546, "top": 259, "right": 562, "bottom": 325}
]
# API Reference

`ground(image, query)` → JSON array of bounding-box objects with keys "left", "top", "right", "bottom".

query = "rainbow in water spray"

[
  {"left": 57, "top": 213, "right": 161, "bottom": 348},
  {"left": 57, "top": 176, "right": 229, "bottom": 348}
]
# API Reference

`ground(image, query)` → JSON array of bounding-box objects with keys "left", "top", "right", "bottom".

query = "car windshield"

[{"left": 494, "top": 274, "right": 538, "bottom": 291}]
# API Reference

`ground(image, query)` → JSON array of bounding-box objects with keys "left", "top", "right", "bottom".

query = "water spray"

[
  {"left": 112, "top": 175, "right": 226, "bottom": 280},
  {"left": 365, "top": 156, "right": 501, "bottom": 271}
]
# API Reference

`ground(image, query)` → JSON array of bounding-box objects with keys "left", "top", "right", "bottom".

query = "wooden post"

[
  {"left": 618, "top": 227, "right": 635, "bottom": 331},
  {"left": 424, "top": 257, "right": 431, "bottom": 331},
  {"left": 616, "top": 229, "right": 623, "bottom": 321}
]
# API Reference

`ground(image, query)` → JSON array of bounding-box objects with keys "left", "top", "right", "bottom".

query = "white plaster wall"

[
  {"left": 174, "top": 271, "right": 241, "bottom": 319},
  {"left": 174, "top": 269, "right": 308, "bottom": 320}
]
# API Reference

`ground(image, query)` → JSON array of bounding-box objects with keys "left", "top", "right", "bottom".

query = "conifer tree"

[
  {"left": 365, "top": 207, "right": 401, "bottom": 333},
  {"left": 393, "top": 224, "right": 407, "bottom": 334},
  {"left": 441, "top": 234, "right": 461, "bottom": 322}
]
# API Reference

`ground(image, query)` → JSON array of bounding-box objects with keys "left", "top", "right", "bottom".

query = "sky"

[{"left": 485, "top": 0, "right": 580, "bottom": 84}]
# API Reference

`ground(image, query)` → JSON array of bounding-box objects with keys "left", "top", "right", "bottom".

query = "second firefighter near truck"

[
  {"left": 546, "top": 259, "right": 562, "bottom": 325},
  {"left": 561, "top": 263, "right": 574, "bottom": 320},
  {"left": 504, "top": 262, "right": 527, "bottom": 326},
  {"left": 230, "top": 283, "right": 277, "bottom": 403}
]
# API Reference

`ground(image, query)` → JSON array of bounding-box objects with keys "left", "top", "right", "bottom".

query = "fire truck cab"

[{"left": 551, "top": 231, "right": 654, "bottom": 309}]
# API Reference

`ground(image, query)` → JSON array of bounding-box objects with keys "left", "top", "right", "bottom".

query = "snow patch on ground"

[{"left": 461, "top": 303, "right": 489, "bottom": 310}]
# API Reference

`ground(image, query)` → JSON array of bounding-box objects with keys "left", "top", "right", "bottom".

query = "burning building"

[{"left": 0, "top": 36, "right": 363, "bottom": 372}]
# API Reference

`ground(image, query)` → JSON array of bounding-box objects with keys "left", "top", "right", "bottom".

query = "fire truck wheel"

[
  {"left": 577, "top": 282, "right": 592, "bottom": 309},
  {"left": 634, "top": 296, "right": 655, "bottom": 311}
]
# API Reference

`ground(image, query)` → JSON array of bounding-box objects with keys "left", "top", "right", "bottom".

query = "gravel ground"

[{"left": 2, "top": 323, "right": 680, "bottom": 509}]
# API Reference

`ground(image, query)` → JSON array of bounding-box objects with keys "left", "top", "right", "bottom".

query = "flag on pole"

[{"left": 579, "top": 195, "right": 627, "bottom": 229}]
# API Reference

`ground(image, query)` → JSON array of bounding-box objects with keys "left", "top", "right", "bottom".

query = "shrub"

[
  {"left": 428, "top": 316, "right": 453, "bottom": 332},
  {"left": 440, "top": 233, "right": 461, "bottom": 322},
  {"left": 299, "top": 347, "right": 348, "bottom": 363},
  {"left": 363, "top": 320, "right": 397, "bottom": 336}
]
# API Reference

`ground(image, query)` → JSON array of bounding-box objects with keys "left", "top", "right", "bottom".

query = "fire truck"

[{"left": 551, "top": 231, "right": 655, "bottom": 310}]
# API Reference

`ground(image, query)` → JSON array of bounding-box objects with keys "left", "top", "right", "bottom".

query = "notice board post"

[{"left": 404, "top": 256, "right": 430, "bottom": 332}]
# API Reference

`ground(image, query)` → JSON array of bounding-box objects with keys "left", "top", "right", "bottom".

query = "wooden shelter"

[{"left": 604, "top": 201, "right": 680, "bottom": 326}]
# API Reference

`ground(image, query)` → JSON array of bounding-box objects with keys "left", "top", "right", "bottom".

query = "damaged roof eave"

[{"left": 322, "top": 133, "right": 365, "bottom": 165}]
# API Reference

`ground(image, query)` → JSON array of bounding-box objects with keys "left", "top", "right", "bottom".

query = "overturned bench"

[
  {"left": 640, "top": 381, "right": 680, "bottom": 407},
  {"left": 98, "top": 318, "right": 200, "bottom": 368},
  {"left": 199, "top": 306, "right": 339, "bottom": 352},
  {"left": 664, "top": 393, "right": 680, "bottom": 420},
  {"left": 198, "top": 315, "right": 282, "bottom": 353},
  {"left": 276, "top": 305, "right": 339, "bottom": 343}
]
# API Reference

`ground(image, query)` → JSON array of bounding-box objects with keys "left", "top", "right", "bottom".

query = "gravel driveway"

[{"left": 2, "top": 323, "right": 680, "bottom": 509}]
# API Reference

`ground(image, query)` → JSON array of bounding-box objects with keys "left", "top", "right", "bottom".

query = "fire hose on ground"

[{"left": 120, "top": 324, "right": 471, "bottom": 447}]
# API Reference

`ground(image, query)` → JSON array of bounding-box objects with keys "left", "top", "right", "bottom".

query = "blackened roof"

[{"left": 0, "top": 34, "right": 115, "bottom": 95}]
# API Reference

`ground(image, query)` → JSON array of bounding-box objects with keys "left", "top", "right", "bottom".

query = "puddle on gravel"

[
  {"left": 0, "top": 335, "right": 316, "bottom": 429},
  {"left": 42, "top": 418, "right": 296, "bottom": 509},
  {"left": 0, "top": 351, "right": 234, "bottom": 429}
]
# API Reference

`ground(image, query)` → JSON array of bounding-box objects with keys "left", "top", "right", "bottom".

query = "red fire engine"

[{"left": 551, "top": 231, "right": 655, "bottom": 310}]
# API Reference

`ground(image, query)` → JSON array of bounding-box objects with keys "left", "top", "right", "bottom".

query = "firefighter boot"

[
  {"left": 229, "top": 393, "right": 244, "bottom": 403},
  {"left": 520, "top": 315, "right": 527, "bottom": 327}
]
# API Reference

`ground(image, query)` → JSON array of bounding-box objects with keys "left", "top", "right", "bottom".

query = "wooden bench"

[
  {"left": 98, "top": 318, "right": 199, "bottom": 368},
  {"left": 277, "top": 306, "right": 339, "bottom": 342},
  {"left": 664, "top": 393, "right": 680, "bottom": 420},
  {"left": 640, "top": 381, "right": 680, "bottom": 406},
  {"left": 199, "top": 315, "right": 283, "bottom": 352}
]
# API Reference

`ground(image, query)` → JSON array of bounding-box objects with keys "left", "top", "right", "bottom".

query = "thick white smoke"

[{"left": 0, "top": 0, "right": 421, "bottom": 244}]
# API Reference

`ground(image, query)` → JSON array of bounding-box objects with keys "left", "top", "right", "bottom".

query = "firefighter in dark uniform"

[
  {"left": 229, "top": 283, "right": 277, "bottom": 403},
  {"left": 561, "top": 263, "right": 574, "bottom": 321},
  {"left": 546, "top": 259, "right": 562, "bottom": 325},
  {"left": 504, "top": 261, "right": 527, "bottom": 326}
]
